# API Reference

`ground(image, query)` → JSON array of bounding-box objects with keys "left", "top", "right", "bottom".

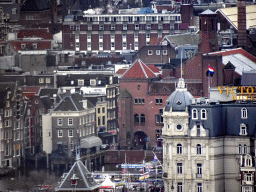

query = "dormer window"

[
  {"left": 192, "top": 109, "right": 198, "bottom": 119},
  {"left": 239, "top": 123, "right": 247, "bottom": 136},
  {"left": 241, "top": 108, "right": 247, "bottom": 119},
  {"left": 201, "top": 109, "right": 207, "bottom": 120}
]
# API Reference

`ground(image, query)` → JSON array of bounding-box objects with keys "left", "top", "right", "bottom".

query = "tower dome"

[{"left": 164, "top": 78, "right": 194, "bottom": 112}]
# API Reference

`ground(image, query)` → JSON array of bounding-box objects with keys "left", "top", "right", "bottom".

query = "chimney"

[{"left": 237, "top": 0, "right": 247, "bottom": 48}]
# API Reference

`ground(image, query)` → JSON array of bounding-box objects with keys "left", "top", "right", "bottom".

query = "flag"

[
  {"left": 123, "top": 168, "right": 125, "bottom": 174},
  {"left": 147, "top": 165, "right": 151, "bottom": 172},
  {"left": 208, "top": 67, "right": 214, "bottom": 75},
  {"left": 153, "top": 154, "right": 158, "bottom": 162}
]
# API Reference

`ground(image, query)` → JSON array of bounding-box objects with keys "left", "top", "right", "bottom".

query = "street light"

[{"left": 171, "top": 181, "right": 174, "bottom": 191}]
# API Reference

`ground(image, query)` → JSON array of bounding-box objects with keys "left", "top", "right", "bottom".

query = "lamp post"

[{"left": 171, "top": 181, "right": 174, "bottom": 191}]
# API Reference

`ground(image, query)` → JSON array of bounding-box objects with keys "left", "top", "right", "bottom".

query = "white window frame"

[
  {"left": 148, "top": 50, "right": 153, "bottom": 55},
  {"left": 68, "top": 130, "right": 73, "bottom": 137},
  {"left": 241, "top": 108, "right": 247, "bottom": 119},
  {"left": 201, "top": 109, "right": 207, "bottom": 120},
  {"left": 58, "top": 130, "right": 63, "bottom": 137},
  {"left": 163, "top": 50, "right": 167, "bottom": 55},
  {"left": 78, "top": 79, "right": 84, "bottom": 86},
  {"left": 57, "top": 118, "right": 63, "bottom": 126},
  {"left": 70, "top": 25, "right": 74, "bottom": 30},
  {"left": 196, "top": 144, "right": 202, "bottom": 154},
  {"left": 156, "top": 50, "right": 160, "bottom": 55},
  {"left": 123, "top": 24, "right": 127, "bottom": 30},
  {"left": 177, "top": 163, "right": 182, "bottom": 174},
  {"left": 197, "top": 183, "right": 202, "bottom": 192},
  {"left": 177, "top": 144, "right": 182, "bottom": 154},
  {"left": 68, "top": 118, "right": 73, "bottom": 126},
  {"left": 135, "top": 24, "right": 139, "bottom": 30},
  {"left": 46, "top": 78, "right": 51, "bottom": 83},
  {"left": 90, "top": 79, "right": 96, "bottom": 86},
  {"left": 39, "top": 78, "right": 44, "bottom": 83},
  {"left": 192, "top": 109, "right": 198, "bottom": 119},
  {"left": 239, "top": 123, "right": 247, "bottom": 136}
]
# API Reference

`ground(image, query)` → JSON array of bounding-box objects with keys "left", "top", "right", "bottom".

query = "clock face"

[{"left": 177, "top": 124, "right": 182, "bottom": 130}]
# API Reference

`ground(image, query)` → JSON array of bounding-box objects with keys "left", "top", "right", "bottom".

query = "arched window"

[
  {"left": 192, "top": 109, "right": 198, "bottom": 119},
  {"left": 239, "top": 123, "right": 247, "bottom": 136},
  {"left": 244, "top": 144, "right": 247, "bottom": 154},
  {"left": 241, "top": 108, "right": 247, "bottom": 119},
  {"left": 239, "top": 144, "right": 242, "bottom": 154},
  {"left": 201, "top": 109, "right": 207, "bottom": 120},
  {"left": 134, "top": 114, "right": 139, "bottom": 123},
  {"left": 196, "top": 144, "right": 202, "bottom": 154},
  {"left": 140, "top": 114, "right": 145, "bottom": 123},
  {"left": 177, "top": 144, "right": 182, "bottom": 154}
]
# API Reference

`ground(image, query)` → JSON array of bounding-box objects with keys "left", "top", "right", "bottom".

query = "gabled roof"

[
  {"left": 207, "top": 48, "right": 256, "bottom": 75},
  {"left": 56, "top": 158, "right": 100, "bottom": 191},
  {"left": 21, "top": 86, "right": 41, "bottom": 100},
  {"left": 200, "top": 9, "right": 216, "bottom": 15},
  {"left": 18, "top": 29, "right": 53, "bottom": 40},
  {"left": 216, "top": 5, "right": 256, "bottom": 30},
  {"left": 54, "top": 93, "right": 94, "bottom": 112},
  {"left": 121, "top": 59, "right": 157, "bottom": 79},
  {"left": 147, "top": 65, "right": 161, "bottom": 73}
]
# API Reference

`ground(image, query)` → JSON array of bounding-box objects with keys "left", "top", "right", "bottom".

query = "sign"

[
  {"left": 121, "top": 164, "right": 144, "bottom": 168},
  {"left": 218, "top": 86, "right": 256, "bottom": 101}
]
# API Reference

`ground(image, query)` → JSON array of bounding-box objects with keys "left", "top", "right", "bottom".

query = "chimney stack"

[{"left": 237, "top": 0, "right": 247, "bottom": 48}]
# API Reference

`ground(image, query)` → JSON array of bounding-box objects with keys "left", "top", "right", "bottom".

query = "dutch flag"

[
  {"left": 153, "top": 154, "right": 158, "bottom": 162},
  {"left": 208, "top": 67, "right": 214, "bottom": 75}
]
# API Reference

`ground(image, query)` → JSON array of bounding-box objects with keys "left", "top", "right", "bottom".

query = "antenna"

[{"left": 181, "top": 46, "right": 183, "bottom": 79}]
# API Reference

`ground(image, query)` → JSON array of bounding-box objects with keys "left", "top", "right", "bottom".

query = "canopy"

[
  {"left": 80, "top": 136, "right": 102, "bottom": 149},
  {"left": 101, "top": 175, "right": 115, "bottom": 189}
]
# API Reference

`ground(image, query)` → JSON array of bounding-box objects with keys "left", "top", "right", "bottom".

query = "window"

[
  {"left": 39, "top": 78, "right": 44, "bottom": 83},
  {"left": 197, "top": 183, "right": 202, "bottom": 192},
  {"left": 90, "top": 79, "right": 96, "bottom": 86},
  {"left": 192, "top": 109, "right": 198, "bottom": 119},
  {"left": 155, "top": 114, "right": 163, "bottom": 124},
  {"left": 197, "top": 144, "right": 202, "bottom": 154},
  {"left": 177, "top": 183, "right": 182, "bottom": 192},
  {"left": 76, "top": 25, "right": 80, "bottom": 30},
  {"left": 240, "top": 123, "right": 247, "bottom": 135},
  {"left": 46, "top": 78, "right": 51, "bottom": 83},
  {"left": 244, "top": 186, "right": 252, "bottom": 192},
  {"left": 148, "top": 50, "right": 153, "bottom": 55},
  {"left": 78, "top": 79, "right": 84, "bottom": 86},
  {"left": 58, "top": 130, "right": 63, "bottom": 137},
  {"left": 123, "top": 24, "right": 127, "bottom": 30},
  {"left": 246, "top": 174, "right": 252, "bottom": 181},
  {"left": 21, "top": 43, "right": 26, "bottom": 49},
  {"left": 197, "top": 124, "right": 200, "bottom": 136},
  {"left": 163, "top": 50, "right": 167, "bottom": 55},
  {"left": 134, "top": 114, "right": 145, "bottom": 124},
  {"left": 99, "top": 25, "right": 104, "bottom": 30},
  {"left": 12, "top": 8, "right": 17, "bottom": 14},
  {"left": 32, "top": 43, "right": 37, "bottom": 49},
  {"left": 68, "top": 130, "right": 73, "bottom": 137},
  {"left": 57, "top": 118, "right": 62, "bottom": 126},
  {"left": 135, "top": 24, "right": 139, "bottom": 30},
  {"left": 70, "top": 25, "right": 74, "bottom": 30},
  {"left": 88, "top": 25, "right": 92, "bottom": 30},
  {"left": 111, "top": 42, "right": 115, "bottom": 48},
  {"left": 102, "top": 116, "right": 105, "bottom": 125},
  {"left": 244, "top": 144, "right": 247, "bottom": 154},
  {"left": 141, "top": 114, "right": 145, "bottom": 123},
  {"left": 177, "top": 163, "right": 182, "bottom": 174},
  {"left": 98, "top": 108, "right": 101, "bottom": 114},
  {"left": 98, "top": 117, "right": 101, "bottom": 126},
  {"left": 201, "top": 109, "right": 207, "bottom": 119},
  {"left": 155, "top": 98, "right": 162, "bottom": 104},
  {"left": 111, "top": 25, "right": 115, "bottom": 30},
  {"left": 156, "top": 50, "right": 160, "bottom": 55},
  {"left": 177, "top": 144, "right": 182, "bottom": 154},
  {"left": 102, "top": 107, "right": 105, "bottom": 113},
  {"left": 197, "top": 164, "right": 202, "bottom": 177},
  {"left": 239, "top": 144, "right": 243, "bottom": 154},
  {"left": 147, "top": 24, "right": 151, "bottom": 30},
  {"left": 241, "top": 108, "right": 247, "bottom": 119},
  {"left": 99, "top": 34, "right": 103, "bottom": 40},
  {"left": 68, "top": 118, "right": 73, "bottom": 126},
  {"left": 134, "top": 98, "right": 145, "bottom": 104},
  {"left": 146, "top": 33, "right": 150, "bottom": 39}
]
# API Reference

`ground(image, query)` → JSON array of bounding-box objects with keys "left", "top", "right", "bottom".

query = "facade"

[
  {"left": 162, "top": 78, "right": 256, "bottom": 192},
  {"left": 0, "top": 82, "right": 24, "bottom": 168},
  {"left": 62, "top": 9, "right": 185, "bottom": 54}
]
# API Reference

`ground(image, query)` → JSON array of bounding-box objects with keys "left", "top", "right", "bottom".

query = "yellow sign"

[{"left": 218, "top": 86, "right": 256, "bottom": 101}]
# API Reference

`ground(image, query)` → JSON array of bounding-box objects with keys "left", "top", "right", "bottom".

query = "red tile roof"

[
  {"left": 121, "top": 59, "right": 157, "bottom": 79},
  {"left": 147, "top": 65, "right": 161, "bottom": 73},
  {"left": 21, "top": 86, "right": 41, "bottom": 99},
  {"left": 17, "top": 29, "right": 53, "bottom": 39},
  {"left": 116, "top": 68, "right": 127, "bottom": 75}
]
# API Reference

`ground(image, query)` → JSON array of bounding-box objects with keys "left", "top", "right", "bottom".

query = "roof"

[
  {"left": 216, "top": 5, "right": 256, "bottom": 30},
  {"left": 56, "top": 158, "right": 101, "bottom": 191},
  {"left": 21, "top": 86, "right": 41, "bottom": 99},
  {"left": 165, "top": 78, "right": 194, "bottom": 112},
  {"left": 80, "top": 136, "right": 102, "bottom": 149},
  {"left": 200, "top": 9, "right": 216, "bottom": 15},
  {"left": 54, "top": 93, "right": 94, "bottom": 112},
  {"left": 116, "top": 68, "right": 127, "bottom": 75},
  {"left": 163, "top": 33, "right": 200, "bottom": 48},
  {"left": 147, "top": 65, "right": 161, "bottom": 73},
  {"left": 119, "top": 88, "right": 132, "bottom": 98},
  {"left": 241, "top": 70, "right": 256, "bottom": 86},
  {"left": 121, "top": 59, "right": 157, "bottom": 79},
  {"left": 101, "top": 175, "right": 115, "bottom": 188},
  {"left": 0, "top": 1, "right": 20, "bottom": 21},
  {"left": 18, "top": 29, "right": 53, "bottom": 40},
  {"left": 207, "top": 48, "right": 256, "bottom": 75},
  {"left": 21, "top": 0, "right": 49, "bottom": 11}
]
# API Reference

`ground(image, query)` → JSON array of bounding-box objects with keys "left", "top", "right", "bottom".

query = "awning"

[
  {"left": 98, "top": 132, "right": 112, "bottom": 137},
  {"left": 80, "top": 136, "right": 102, "bottom": 149}
]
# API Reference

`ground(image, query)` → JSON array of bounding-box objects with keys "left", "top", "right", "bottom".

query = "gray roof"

[
  {"left": 0, "top": 2, "right": 21, "bottom": 22},
  {"left": 54, "top": 93, "right": 94, "bottom": 112},
  {"left": 241, "top": 71, "right": 256, "bottom": 86},
  {"left": 56, "top": 158, "right": 101, "bottom": 191},
  {"left": 165, "top": 78, "right": 194, "bottom": 112},
  {"left": 163, "top": 33, "right": 200, "bottom": 48}
]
